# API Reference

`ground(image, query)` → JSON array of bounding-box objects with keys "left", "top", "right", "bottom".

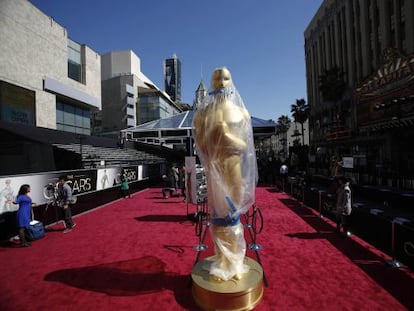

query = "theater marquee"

[{"left": 355, "top": 48, "right": 414, "bottom": 128}]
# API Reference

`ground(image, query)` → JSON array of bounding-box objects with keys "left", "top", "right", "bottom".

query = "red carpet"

[{"left": 0, "top": 187, "right": 413, "bottom": 310}]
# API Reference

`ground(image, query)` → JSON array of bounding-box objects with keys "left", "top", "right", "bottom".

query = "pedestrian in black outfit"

[
  {"left": 335, "top": 175, "right": 352, "bottom": 235},
  {"left": 179, "top": 165, "right": 186, "bottom": 201},
  {"left": 57, "top": 175, "right": 76, "bottom": 233}
]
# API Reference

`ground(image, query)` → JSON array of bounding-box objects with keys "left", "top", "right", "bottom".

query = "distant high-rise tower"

[{"left": 163, "top": 54, "right": 181, "bottom": 102}]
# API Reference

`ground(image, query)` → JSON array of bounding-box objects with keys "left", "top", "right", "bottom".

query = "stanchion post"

[
  {"left": 194, "top": 228, "right": 208, "bottom": 252},
  {"left": 387, "top": 220, "right": 401, "bottom": 268},
  {"left": 193, "top": 200, "right": 208, "bottom": 252},
  {"left": 245, "top": 205, "right": 268, "bottom": 287},
  {"left": 318, "top": 191, "right": 323, "bottom": 218},
  {"left": 387, "top": 217, "right": 410, "bottom": 268},
  {"left": 302, "top": 186, "right": 305, "bottom": 203},
  {"left": 202, "top": 200, "right": 210, "bottom": 230},
  {"left": 189, "top": 201, "right": 209, "bottom": 288},
  {"left": 248, "top": 205, "right": 262, "bottom": 251}
]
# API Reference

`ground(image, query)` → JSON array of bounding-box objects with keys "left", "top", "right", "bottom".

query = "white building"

[
  {"left": 270, "top": 120, "right": 309, "bottom": 162},
  {"left": 98, "top": 50, "right": 181, "bottom": 138},
  {"left": 0, "top": 0, "right": 101, "bottom": 134}
]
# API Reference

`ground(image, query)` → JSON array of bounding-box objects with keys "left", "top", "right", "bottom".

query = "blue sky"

[{"left": 30, "top": 0, "right": 322, "bottom": 121}]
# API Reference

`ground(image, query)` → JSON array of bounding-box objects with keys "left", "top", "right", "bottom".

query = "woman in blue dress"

[{"left": 14, "top": 184, "right": 36, "bottom": 247}]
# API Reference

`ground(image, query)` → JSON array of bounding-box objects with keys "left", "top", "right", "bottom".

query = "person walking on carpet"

[
  {"left": 335, "top": 175, "right": 352, "bottom": 235},
  {"left": 57, "top": 175, "right": 76, "bottom": 233},
  {"left": 119, "top": 169, "right": 131, "bottom": 198}
]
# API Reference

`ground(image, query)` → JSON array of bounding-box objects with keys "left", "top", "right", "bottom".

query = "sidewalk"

[{"left": 283, "top": 174, "right": 414, "bottom": 270}]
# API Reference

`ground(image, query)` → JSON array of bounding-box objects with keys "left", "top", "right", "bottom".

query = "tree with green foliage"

[
  {"left": 277, "top": 115, "right": 291, "bottom": 160},
  {"left": 276, "top": 115, "right": 291, "bottom": 134},
  {"left": 318, "top": 66, "right": 347, "bottom": 102},
  {"left": 290, "top": 98, "right": 309, "bottom": 145}
]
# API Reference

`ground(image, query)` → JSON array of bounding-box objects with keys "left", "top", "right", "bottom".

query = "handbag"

[
  {"left": 25, "top": 208, "right": 45, "bottom": 241},
  {"left": 26, "top": 220, "right": 45, "bottom": 241}
]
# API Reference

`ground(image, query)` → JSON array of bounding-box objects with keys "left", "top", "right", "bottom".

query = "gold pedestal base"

[{"left": 192, "top": 256, "right": 263, "bottom": 311}]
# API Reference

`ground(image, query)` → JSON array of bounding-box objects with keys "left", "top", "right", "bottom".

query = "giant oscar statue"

[{"left": 192, "top": 68, "right": 263, "bottom": 310}]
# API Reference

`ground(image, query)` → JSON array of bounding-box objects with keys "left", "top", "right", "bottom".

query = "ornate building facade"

[{"left": 305, "top": 0, "right": 414, "bottom": 189}]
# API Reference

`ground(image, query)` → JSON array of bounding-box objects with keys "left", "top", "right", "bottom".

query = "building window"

[
  {"left": 0, "top": 81, "right": 35, "bottom": 125},
  {"left": 68, "top": 38, "right": 83, "bottom": 83},
  {"left": 138, "top": 93, "right": 161, "bottom": 124},
  {"left": 56, "top": 100, "right": 90, "bottom": 135}
]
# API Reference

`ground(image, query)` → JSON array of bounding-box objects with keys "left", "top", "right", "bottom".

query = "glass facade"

[
  {"left": 138, "top": 94, "right": 174, "bottom": 124},
  {"left": 164, "top": 57, "right": 181, "bottom": 102},
  {"left": 56, "top": 100, "right": 91, "bottom": 135},
  {"left": 67, "top": 38, "right": 83, "bottom": 83}
]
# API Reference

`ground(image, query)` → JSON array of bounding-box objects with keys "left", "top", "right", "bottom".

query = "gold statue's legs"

[
  {"left": 221, "top": 156, "right": 243, "bottom": 205},
  {"left": 209, "top": 223, "right": 249, "bottom": 281}
]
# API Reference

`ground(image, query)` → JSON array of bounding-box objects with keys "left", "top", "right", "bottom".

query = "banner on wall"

[
  {"left": 123, "top": 166, "right": 139, "bottom": 183},
  {"left": 0, "top": 171, "right": 96, "bottom": 215},
  {"left": 0, "top": 165, "right": 144, "bottom": 215},
  {"left": 64, "top": 170, "right": 97, "bottom": 195},
  {"left": 96, "top": 167, "right": 120, "bottom": 190}
]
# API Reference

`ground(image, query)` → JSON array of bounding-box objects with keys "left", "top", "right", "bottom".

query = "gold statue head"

[{"left": 211, "top": 67, "right": 232, "bottom": 90}]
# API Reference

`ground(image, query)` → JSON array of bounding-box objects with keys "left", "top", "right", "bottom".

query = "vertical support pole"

[
  {"left": 386, "top": 220, "right": 400, "bottom": 268},
  {"left": 386, "top": 217, "right": 410, "bottom": 268},
  {"left": 302, "top": 186, "right": 305, "bottom": 203},
  {"left": 318, "top": 191, "right": 323, "bottom": 218}
]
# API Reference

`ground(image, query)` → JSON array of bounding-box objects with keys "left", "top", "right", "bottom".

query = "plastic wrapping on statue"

[
  {"left": 209, "top": 222, "right": 250, "bottom": 281},
  {"left": 193, "top": 68, "right": 257, "bottom": 218},
  {"left": 192, "top": 67, "right": 258, "bottom": 281}
]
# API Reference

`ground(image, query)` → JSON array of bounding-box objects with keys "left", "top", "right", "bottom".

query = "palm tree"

[
  {"left": 318, "top": 66, "right": 351, "bottom": 132},
  {"left": 277, "top": 115, "right": 291, "bottom": 160},
  {"left": 318, "top": 66, "right": 347, "bottom": 102},
  {"left": 276, "top": 115, "right": 291, "bottom": 133},
  {"left": 290, "top": 98, "right": 310, "bottom": 145}
]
